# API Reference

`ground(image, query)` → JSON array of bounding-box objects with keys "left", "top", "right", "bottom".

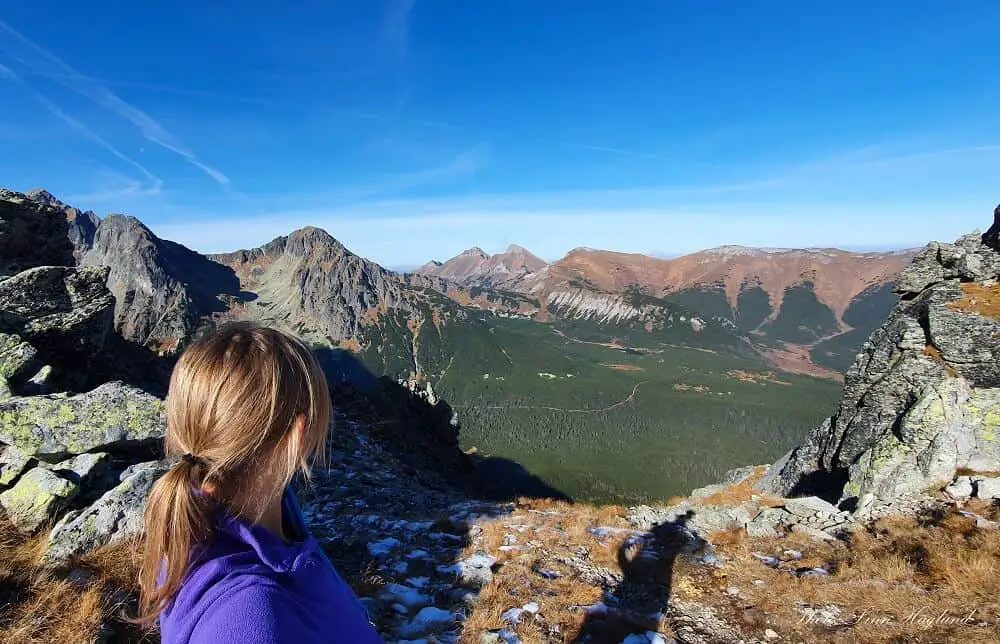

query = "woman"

[{"left": 138, "top": 322, "right": 384, "bottom": 643}]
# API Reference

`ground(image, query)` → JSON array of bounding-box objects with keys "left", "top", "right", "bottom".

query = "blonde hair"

[{"left": 137, "top": 322, "right": 331, "bottom": 622}]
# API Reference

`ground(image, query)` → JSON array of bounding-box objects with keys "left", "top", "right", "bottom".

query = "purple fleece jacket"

[{"left": 160, "top": 490, "right": 384, "bottom": 644}]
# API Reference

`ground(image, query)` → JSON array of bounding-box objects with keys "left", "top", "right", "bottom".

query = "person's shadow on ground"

[{"left": 575, "top": 510, "right": 696, "bottom": 642}]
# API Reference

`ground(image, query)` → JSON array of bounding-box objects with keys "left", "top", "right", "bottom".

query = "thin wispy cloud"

[
  {"left": 0, "top": 19, "right": 229, "bottom": 186},
  {"left": 569, "top": 144, "right": 671, "bottom": 161},
  {"left": 28, "top": 71, "right": 278, "bottom": 107},
  {"left": 0, "top": 62, "right": 163, "bottom": 194},
  {"left": 385, "top": 0, "right": 417, "bottom": 60}
]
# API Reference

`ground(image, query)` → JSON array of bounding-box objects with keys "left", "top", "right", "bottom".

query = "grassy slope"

[
  {"left": 428, "top": 317, "right": 839, "bottom": 504},
  {"left": 810, "top": 283, "right": 899, "bottom": 373}
]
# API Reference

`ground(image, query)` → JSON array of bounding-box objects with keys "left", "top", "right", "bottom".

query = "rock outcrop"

[
  {"left": 0, "top": 188, "right": 98, "bottom": 276},
  {"left": 761, "top": 230, "right": 1000, "bottom": 517},
  {"left": 44, "top": 460, "right": 170, "bottom": 566},
  {"left": 0, "top": 382, "right": 166, "bottom": 461},
  {"left": 0, "top": 265, "right": 115, "bottom": 366},
  {"left": 81, "top": 214, "right": 241, "bottom": 352}
]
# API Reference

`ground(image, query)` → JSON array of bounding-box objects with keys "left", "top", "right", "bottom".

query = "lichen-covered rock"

[
  {"left": 846, "top": 378, "right": 1000, "bottom": 517},
  {"left": 0, "top": 381, "right": 166, "bottom": 461},
  {"left": 0, "top": 265, "right": 115, "bottom": 363},
  {"left": 44, "top": 461, "right": 170, "bottom": 567},
  {"left": 760, "top": 225, "right": 1000, "bottom": 510},
  {"left": 0, "top": 466, "right": 78, "bottom": 532},
  {"left": 0, "top": 444, "right": 34, "bottom": 486},
  {"left": 0, "top": 332, "right": 42, "bottom": 391}
]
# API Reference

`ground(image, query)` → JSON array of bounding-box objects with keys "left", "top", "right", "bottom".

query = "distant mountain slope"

[
  {"left": 532, "top": 245, "right": 914, "bottom": 326},
  {"left": 418, "top": 244, "right": 547, "bottom": 291},
  {"left": 422, "top": 243, "right": 916, "bottom": 377}
]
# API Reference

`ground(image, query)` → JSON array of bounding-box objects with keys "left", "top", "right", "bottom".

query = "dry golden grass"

[
  {"left": 600, "top": 363, "right": 645, "bottom": 372},
  {"left": 726, "top": 370, "right": 791, "bottom": 385},
  {"left": 950, "top": 282, "right": 1000, "bottom": 320},
  {"left": 0, "top": 518, "right": 148, "bottom": 644},
  {"left": 701, "top": 507, "right": 1000, "bottom": 642},
  {"left": 923, "top": 344, "right": 961, "bottom": 378},
  {"left": 957, "top": 467, "right": 1000, "bottom": 478},
  {"left": 460, "top": 498, "right": 637, "bottom": 642},
  {"left": 338, "top": 337, "right": 362, "bottom": 353}
]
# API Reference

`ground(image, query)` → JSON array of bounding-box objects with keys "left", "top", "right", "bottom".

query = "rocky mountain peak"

[
  {"left": 460, "top": 247, "right": 489, "bottom": 259},
  {"left": 24, "top": 188, "right": 64, "bottom": 208}
]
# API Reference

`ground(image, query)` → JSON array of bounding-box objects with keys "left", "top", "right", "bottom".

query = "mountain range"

[
  {"left": 418, "top": 242, "right": 915, "bottom": 377},
  {"left": 0, "top": 187, "right": 916, "bottom": 501}
]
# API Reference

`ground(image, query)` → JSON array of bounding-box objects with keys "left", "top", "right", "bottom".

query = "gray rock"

[
  {"left": 0, "top": 265, "right": 115, "bottom": 364},
  {"left": 723, "top": 465, "right": 761, "bottom": 486},
  {"left": 0, "top": 444, "right": 34, "bottom": 486},
  {"left": 782, "top": 496, "right": 841, "bottom": 518},
  {"left": 895, "top": 244, "right": 950, "bottom": 295},
  {"left": 44, "top": 461, "right": 170, "bottom": 566},
  {"left": 81, "top": 214, "right": 238, "bottom": 352},
  {"left": 945, "top": 476, "right": 975, "bottom": 499},
  {"left": 0, "top": 467, "right": 79, "bottom": 532},
  {"left": 0, "top": 333, "right": 42, "bottom": 392},
  {"left": 47, "top": 452, "right": 111, "bottom": 487},
  {"left": 747, "top": 507, "right": 792, "bottom": 537},
  {"left": 790, "top": 524, "right": 839, "bottom": 542},
  {"left": 210, "top": 227, "right": 409, "bottom": 345},
  {"left": 974, "top": 477, "right": 1000, "bottom": 499},
  {"left": 0, "top": 189, "right": 97, "bottom": 276},
  {"left": 119, "top": 459, "right": 168, "bottom": 482},
  {"left": 761, "top": 228, "right": 1000, "bottom": 512},
  {"left": 0, "top": 381, "right": 166, "bottom": 461},
  {"left": 847, "top": 378, "right": 1000, "bottom": 518},
  {"left": 450, "top": 553, "right": 496, "bottom": 589}
]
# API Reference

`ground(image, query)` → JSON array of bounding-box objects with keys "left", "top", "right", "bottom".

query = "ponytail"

[
  {"left": 134, "top": 322, "right": 332, "bottom": 625},
  {"left": 136, "top": 457, "right": 214, "bottom": 623}
]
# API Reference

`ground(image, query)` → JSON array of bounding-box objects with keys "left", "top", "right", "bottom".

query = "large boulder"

[
  {"left": 0, "top": 381, "right": 166, "bottom": 461},
  {"left": 0, "top": 466, "right": 79, "bottom": 532},
  {"left": 0, "top": 188, "right": 98, "bottom": 276},
  {"left": 761, "top": 228, "right": 1000, "bottom": 510},
  {"left": 846, "top": 378, "right": 1000, "bottom": 517},
  {"left": 0, "top": 265, "right": 115, "bottom": 364},
  {"left": 44, "top": 460, "right": 169, "bottom": 567}
]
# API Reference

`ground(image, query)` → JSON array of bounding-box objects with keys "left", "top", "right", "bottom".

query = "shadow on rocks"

[
  {"left": 292, "top": 352, "right": 573, "bottom": 641},
  {"left": 575, "top": 510, "right": 697, "bottom": 643}
]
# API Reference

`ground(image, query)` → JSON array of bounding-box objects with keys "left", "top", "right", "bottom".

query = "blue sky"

[{"left": 1, "top": 2, "right": 999, "bottom": 267}]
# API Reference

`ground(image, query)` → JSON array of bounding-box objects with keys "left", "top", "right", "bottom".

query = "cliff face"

[
  {"left": 762, "top": 231, "right": 1000, "bottom": 517},
  {"left": 81, "top": 214, "right": 241, "bottom": 352}
]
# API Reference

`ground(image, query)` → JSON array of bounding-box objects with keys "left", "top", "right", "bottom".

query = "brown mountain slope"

[
  {"left": 417, "top": 244, "right": 547, "bottom": 291},
  {"left": 529, "top": 245, "right": 916, "bottom": 325}
]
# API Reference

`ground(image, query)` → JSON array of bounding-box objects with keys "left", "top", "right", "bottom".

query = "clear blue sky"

[{"left": 1, "top": 1, "right": 999, "bottom": 266}]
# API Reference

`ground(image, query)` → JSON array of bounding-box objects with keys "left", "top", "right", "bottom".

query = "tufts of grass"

[
  {"left": 950, "top": 283, "right": 1000, "bottom": 320},
  {"left": 703, "top": 506, "right": 1000, "bottom": 643},
  {"left": 0, "top": 517, "right": 149, "bottom": 644}
]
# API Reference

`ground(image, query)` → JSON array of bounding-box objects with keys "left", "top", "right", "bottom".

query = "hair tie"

[{"left": 181, "top": 453, "right": 202, "bottom": 466}]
